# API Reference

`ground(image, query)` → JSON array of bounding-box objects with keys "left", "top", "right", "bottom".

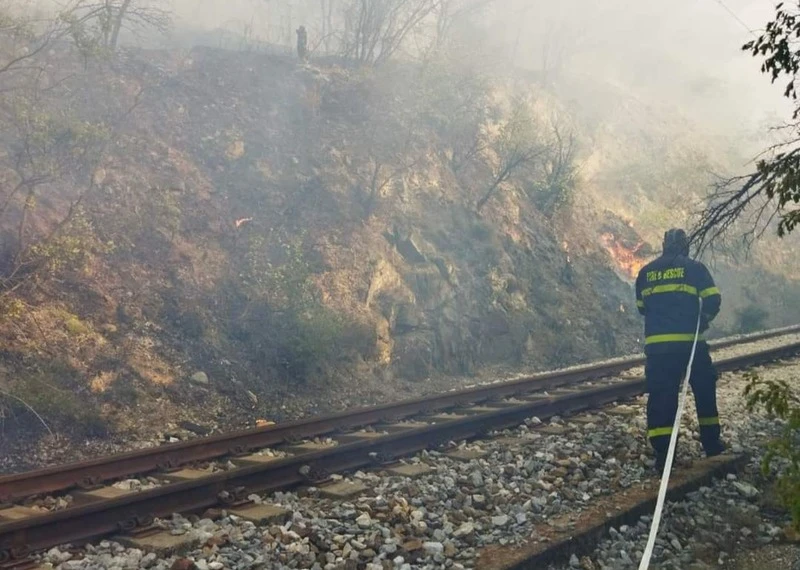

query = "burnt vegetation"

[{"left": 0, "top": 0, "right": 599, "bottom": 439}]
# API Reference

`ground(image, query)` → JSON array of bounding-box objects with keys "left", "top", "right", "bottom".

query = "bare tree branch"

[
  {"left": 340, "top": 0, "right": 438, "bottom": 66},
  {"left": 476, "top": 99, "right": 543, "bottom": 212}
]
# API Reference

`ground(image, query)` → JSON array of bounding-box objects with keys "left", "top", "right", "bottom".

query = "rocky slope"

[
  {"left": 0, "top": 46, "right": 645, "bottom": 444},
  {"left": 0, "top": 42, "right": 796, "bottom": 447}
]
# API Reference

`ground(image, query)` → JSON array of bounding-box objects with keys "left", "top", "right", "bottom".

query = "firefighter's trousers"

[{"left": 645, "top": 343, "right": 722, "bottom": 458}]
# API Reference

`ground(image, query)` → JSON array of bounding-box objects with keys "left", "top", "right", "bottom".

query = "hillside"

[
  {"left": 1, "top": 36, "right": 798, "bottom": 453},
  {"left": 0, "top": 46, "right": 648, "bottom": 450}
]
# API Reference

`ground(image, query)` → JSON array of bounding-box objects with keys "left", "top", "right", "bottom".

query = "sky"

[
  {"left": 16, "top": 0, "right": 789, "bottom": 147},
  {"left": 492, "top": 0, "right": 788, "bottom": 130}
]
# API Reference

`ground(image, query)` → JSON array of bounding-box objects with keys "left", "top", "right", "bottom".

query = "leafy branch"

[{"left": 744, "top": 371, "right": 800, "bottom": 530}]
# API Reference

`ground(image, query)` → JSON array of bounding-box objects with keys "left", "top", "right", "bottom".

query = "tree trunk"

[
  {"left": 110, "top": 0, "right": 133, "bottom": 51},
  {"left": 476, "top": 176, "right": 503, "bottom": 212},
  {"left": 326, "top": 0, "right": 335, "bottom": 52},
  {"left": 320, "top": 0, "right": 327, "bottom": 50},
  {"left": 15, "top": 186, "right": 36, "bottom": 260}
]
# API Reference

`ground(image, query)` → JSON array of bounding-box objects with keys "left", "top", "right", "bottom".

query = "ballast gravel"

[{"left": 38, "top": 357, "right": 800, "bottom": 570}]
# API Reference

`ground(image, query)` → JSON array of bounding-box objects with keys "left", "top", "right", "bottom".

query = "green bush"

[
  {"left": 744, "top": 372, "right": 800, "bottom": 530},
  {"left": 528, "top": 179, "right": 574, "bottom": 215},
  {"left": 276, "top": 306, "right": 347, "bottom": 378},
  {"left": 233, "top": 228, "right": 373, "bottom": 382},
  {"left": 234, "top": 300, "right": 372, "bottom": 383},
  {"left": 26, "top": 209, "right": 113, "bottom": 278},
  {"left": 64, "top": 315, "right": 91, "bottom": 335}
]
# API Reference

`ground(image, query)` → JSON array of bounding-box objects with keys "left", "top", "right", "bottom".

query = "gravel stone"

[{"left": 37, "top": 347, "right": 800, "bottom": 570}]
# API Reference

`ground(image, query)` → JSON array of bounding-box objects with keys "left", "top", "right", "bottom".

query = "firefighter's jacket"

[{"left": 635, "top": 254, "right": 721, "bottom": 354}]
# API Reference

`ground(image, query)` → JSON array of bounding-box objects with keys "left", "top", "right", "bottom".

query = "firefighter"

[
  {"left": 635, "top": 228, "right": 725, "bottom": 473},
  {"left": 296, "top": 26, "right": 308, "bottom": 61}
]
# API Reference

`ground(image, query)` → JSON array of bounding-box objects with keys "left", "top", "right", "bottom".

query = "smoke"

[
  {"left": 154, "top": 1, "right": 789, "bottom": 146},
  {"left": 484, "top": 1, "right": 787, "bottom": 141}
]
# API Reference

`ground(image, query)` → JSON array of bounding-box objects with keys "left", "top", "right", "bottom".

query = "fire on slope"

[{"left": 600, "top": 232, "right": 650, "bottom": 280}]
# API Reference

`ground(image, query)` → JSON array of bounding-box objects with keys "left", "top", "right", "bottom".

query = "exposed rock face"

[{"left": 360, "top": 206, "right": 638, "bottom": 380}]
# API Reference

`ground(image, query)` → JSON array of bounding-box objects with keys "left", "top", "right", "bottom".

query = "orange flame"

[{"left": 600, "top": 232, "right": 648, "bottom": 280}]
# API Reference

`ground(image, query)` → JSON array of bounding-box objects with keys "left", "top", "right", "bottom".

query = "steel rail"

[
  {"left": 1, "top": 338, "right": 799, "bottom": 561},
  {"left": 708, "top": 323, "right": 800, "bottom": 348},
  {"left": 0, "top": 357, "right": 635, "bottom": 503},
  {"left": 1, "top": 325, "right": 798, "bottom": 503},
  {"left": 0, "top": 381, "right": 646, "bottom": 559}
]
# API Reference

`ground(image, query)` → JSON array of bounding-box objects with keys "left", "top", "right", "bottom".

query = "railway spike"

[
  {"left": 299, "top": 464, "right": 330, "bottom": 484},
  {"left": 283, "top": 432, "right": 302, "bottom": 445},
  {"left": 228, "top": 445, "right": 248, "bottom": 456},
  {"left": 217, "top": 486, "right": 249, "bottom": 506},
  {"left": 116, "top": 518, "right": 138, "bottom": 533},
  {"left": 426, "top": 436, "right": 448, "bottom": 450},
  {"left": 156, "top": 457, "right": 180, "bottom": 472},
  {"left": 77, "top": 475, "right": 102, "bottom": 490},
  {"left": 217, "top": 489, "right": 235, "bottom": 505},
  {"left": 136, "top": 514, "right": 155, "bottom": 527},
  {"left": 368, "top": 450, "right": 396, "bottom": 466}
]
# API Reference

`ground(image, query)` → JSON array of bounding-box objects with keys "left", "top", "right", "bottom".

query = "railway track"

[{"left": 1, "top": 325, "right": 799, "bottom": 566}]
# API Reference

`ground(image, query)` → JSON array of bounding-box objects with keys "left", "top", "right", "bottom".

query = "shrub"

[
  {"left": 65, "top": 315, "right": 91, "bottom": 335},
  {"left": 233, "top": 228, "right": 373, "bottom": 382},
  {"left": 744, "top": 372, "right": 800, "bottom": 530},
  {"left": 0, "top": 297, "right": 26, "bottom": 321},
  {"left": 26, "top": 209, "right": 114, "bottom": 278}
]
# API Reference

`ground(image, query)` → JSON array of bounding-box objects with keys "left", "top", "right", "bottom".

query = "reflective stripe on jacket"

[{"left": 635, "top": 254, "right": 721, "bottom": 354}]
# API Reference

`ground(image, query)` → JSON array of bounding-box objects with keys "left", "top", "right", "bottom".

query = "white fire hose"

[{"left": 637, "top": 297, "right": 704, "bottom": 570}]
